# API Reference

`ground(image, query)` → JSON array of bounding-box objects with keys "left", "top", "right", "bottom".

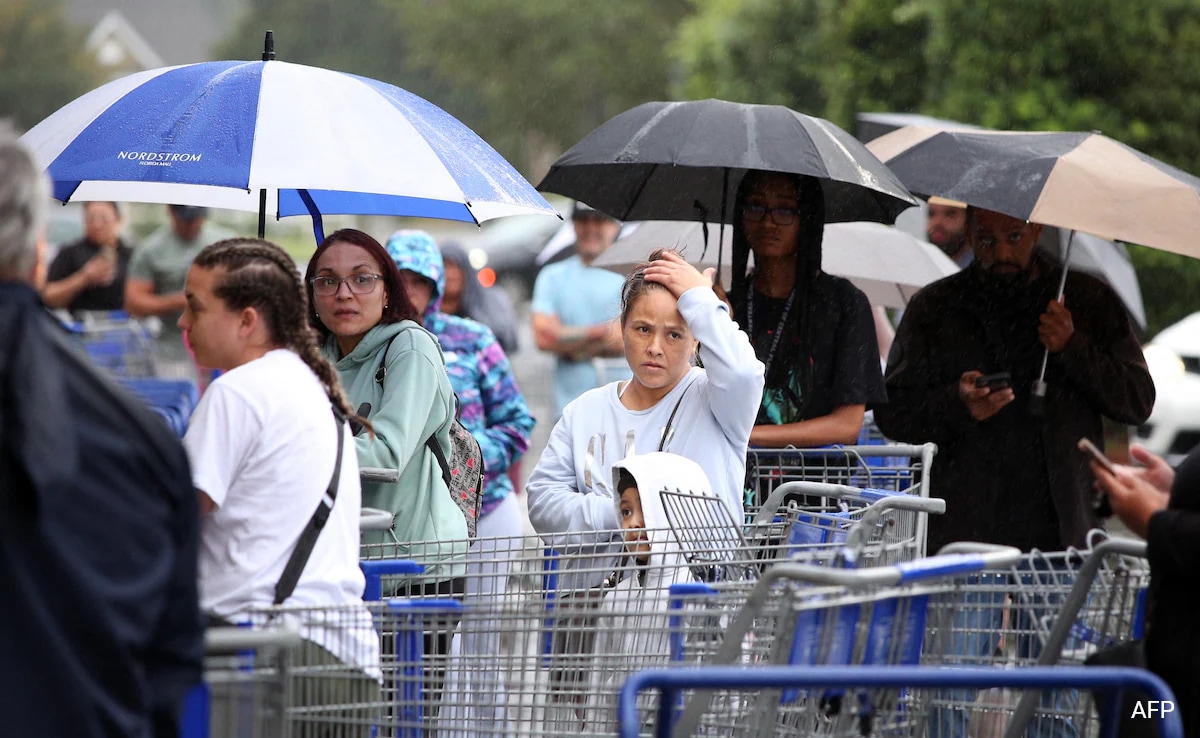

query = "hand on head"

[
  {"left": 957, "top": 370, "right": 1015, "bottom": 421},
  {"left": 641, "top": 250, "right": 715, "bottom": 299}
]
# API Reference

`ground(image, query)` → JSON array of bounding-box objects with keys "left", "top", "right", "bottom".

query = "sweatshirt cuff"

[{"left": 677, "top": 285, "right": 724, "bottom": 318}]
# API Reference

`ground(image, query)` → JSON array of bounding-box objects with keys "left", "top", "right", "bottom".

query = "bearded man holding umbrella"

[{"left": 875, "top": 205, "right": 1154, "bottom": 554}]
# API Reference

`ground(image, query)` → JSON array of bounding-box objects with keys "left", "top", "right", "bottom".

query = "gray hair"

[{"left": 0, "top": 122, "right": 49, "bottom": 278}]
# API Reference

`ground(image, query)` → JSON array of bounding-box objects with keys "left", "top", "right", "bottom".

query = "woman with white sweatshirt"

[{"left": 527, "top": 249, "right": 765, "bottom": 585}]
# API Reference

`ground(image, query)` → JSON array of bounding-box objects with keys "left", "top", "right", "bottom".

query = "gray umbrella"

[
  {"left": 537, "top": 99, "right": 917, "bottom": 226},
  {"left": 1038, "top": 228, "right": 1147, "bottom": 331}
]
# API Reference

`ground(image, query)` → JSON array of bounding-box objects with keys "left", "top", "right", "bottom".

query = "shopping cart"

[
  {"left": 746, "top": 480, "right": 943, "bottom": 566},
  {"left": 653, "top": 548, "right": 1024, "bottom": 737},
  {"left": 913, "top": 536, "right": 1151, "bottom": 738},
  {"left": 619, "top": 666, "right": 1183, "bottom": 738},
  {"left": 118, "top": 377, "right": 200, "bottom": 436},
  {"left": 354, "top": 483, "right": 943, "bottom": 737},
  {"left": 60, "top": 310, "right": 157, "bottom": 377},
  {"left": 744, "top": 442, "right": 937, "bottom": 512},
  {"left": 182, "top": 626, "right": 302, "bottom": 738}
]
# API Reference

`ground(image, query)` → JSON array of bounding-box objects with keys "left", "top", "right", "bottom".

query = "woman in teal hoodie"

[{"left": 305, "top": 228, "right": 467, "bottom": 594}]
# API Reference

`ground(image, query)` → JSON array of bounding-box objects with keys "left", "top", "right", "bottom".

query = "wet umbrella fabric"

[
  {"left": 20, "top": 60, "right": 556, "bottom": 239},
  {"left": 1039, "top": 228, "right": 1146, "bottom": 331},
  {"left": 594, "top": 220, "right": 958, "bottom": 309},
  {"left": 538, "top": 99, "right": 917, "bottom": 226},
  {"left": 867, "top": 126, "right": 1200, "bottom": 258}
]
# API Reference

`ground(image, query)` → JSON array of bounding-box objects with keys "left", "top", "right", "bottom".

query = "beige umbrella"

[
  {"left": 867, "top": 125, "right": 1200, "bottom": 258},
  {"left": 594, "top": 220, "right": 958, "bottom": 309},
  {"left": 868, "top": 125, "right": 1200, "bottom": 408}
]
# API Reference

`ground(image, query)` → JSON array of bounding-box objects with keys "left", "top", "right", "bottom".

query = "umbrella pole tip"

[{"left": 262, "top": 30, "right": 275, "bottom": 61}]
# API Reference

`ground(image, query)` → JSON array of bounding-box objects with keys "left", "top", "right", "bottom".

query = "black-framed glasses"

[
  {"left": 310, "top": 273, "right": 383, "bottom": 296},
  {"left": 741, "top": 204, "right": 801, "bottom": 226}
]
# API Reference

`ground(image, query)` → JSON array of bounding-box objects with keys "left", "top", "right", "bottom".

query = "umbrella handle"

[{"left": 1031, "top": 229, "right": 1076, "bottom": 414}]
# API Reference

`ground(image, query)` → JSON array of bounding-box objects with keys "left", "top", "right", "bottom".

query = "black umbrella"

[{"left": 537, "top": 99, "right": 918, "bottom": 227}]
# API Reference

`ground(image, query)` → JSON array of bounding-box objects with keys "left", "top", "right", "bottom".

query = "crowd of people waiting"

[{"left": 2, "top": 118, "right": 1198, "bottom": 738}]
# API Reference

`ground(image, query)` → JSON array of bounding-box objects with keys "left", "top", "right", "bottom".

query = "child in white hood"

[{"left": 584, "top": 452, "right": 744, "bottom": 734}]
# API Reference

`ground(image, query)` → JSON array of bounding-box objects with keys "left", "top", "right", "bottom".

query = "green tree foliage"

[
  {"left": 0, "top": 0, "right": 101, "bottom": 131},
  {"left": 394, "top": 0, "right": 692, "bottom": 175},
  {"left": 213, "top": 0, "right": 474, "bottom": 122},
  {"left": 674, "top": 0, "right": 827, "bottom": 111},
  {"left": 675, "top": 0, "right": 926, "bottom": 128},
  {"left": 217, "top": 0, "right": 690, "bottom": 175}
]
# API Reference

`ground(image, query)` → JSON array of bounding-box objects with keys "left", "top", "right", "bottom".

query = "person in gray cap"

[
  {"left": 531, "top": 201, "right": 628, "bottom": 417},
  {"left": 125, "top": 204, "right": 235, "bottom": 379}
]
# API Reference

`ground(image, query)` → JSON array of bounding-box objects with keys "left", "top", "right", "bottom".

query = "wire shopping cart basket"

[
  {"left": 744, "top": 442, "right": 937, "bottom": 513},
  {"left": 655, "top": 546, "right": 1025, "bottom": 737},
  {"left": 918, "top": 536, "right": 1151, "bottom": 738},
  {"left": 59, "top": 310, "right": 157, "bottom": 377},
  {"left": 354, "top": 483, "right": 945, "bottom": 737},
  {"left": 745, "top": 480, "right": 944, "bottom": 567},
  {"left": 182, "top": 627, "right": 302, "bottom": 738}
]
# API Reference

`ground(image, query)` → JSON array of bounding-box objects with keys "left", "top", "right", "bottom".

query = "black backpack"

[{"left": 374, "top": 333, "right": 484, "bottom": 537}]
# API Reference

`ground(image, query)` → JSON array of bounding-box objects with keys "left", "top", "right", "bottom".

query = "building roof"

[{"left": 64, "top": 0, "right": 245, "bottom": 67}]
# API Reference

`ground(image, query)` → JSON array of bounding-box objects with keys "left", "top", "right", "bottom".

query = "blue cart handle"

[
  {"left": 621, "top": 666, "right": 1182, "bottom": 738},
  {"left": 359, "top": 559, "right": 425, "bottom": 601}
]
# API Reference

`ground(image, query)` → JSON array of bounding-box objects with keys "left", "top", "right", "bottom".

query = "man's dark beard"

[
  {"left": 978, "top": 262, "right": 1038, "bottom": 305},
  {"left": 934, "top": 233, "right": 966, "bottom": 258}
]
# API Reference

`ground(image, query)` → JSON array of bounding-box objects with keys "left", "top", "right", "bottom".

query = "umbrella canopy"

[
  {"left": 867, "top": 126, "right": 1200, "bottom": 258},
  {"left": 20, "top": 58, "right": 556, "bottom": 238},
  {"left": 593, "top": 220, "right": 957, "bottom": 309},
  {"left": 537, "top": 99, "right": 918, "bottom": 225},
  {"left": 1038, "top": 228, "right": 1146, "bottom": 330},
  {"left": 854, "top": 111, "right": 980, "bottom": 143}
]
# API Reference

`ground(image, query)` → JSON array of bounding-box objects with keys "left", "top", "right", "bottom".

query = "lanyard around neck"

[{"left": 747, "top": 287, "right": 796, "bottom": 376}]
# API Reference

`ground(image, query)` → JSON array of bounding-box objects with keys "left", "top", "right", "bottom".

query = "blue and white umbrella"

[{"left": 20, "top": 57, "right": 557, "bottom": 239}]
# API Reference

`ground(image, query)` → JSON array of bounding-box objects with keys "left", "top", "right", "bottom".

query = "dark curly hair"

[{"left": 303, "top": 228, "right": 419, "bottom": 341}]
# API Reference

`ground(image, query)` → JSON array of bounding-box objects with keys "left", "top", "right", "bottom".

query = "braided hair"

[
  {"left": 730, "top": 171, "right": 825, "bottom": 411},
  {"left": 193, "top": 237, "right": 371, "bottom": 434}
]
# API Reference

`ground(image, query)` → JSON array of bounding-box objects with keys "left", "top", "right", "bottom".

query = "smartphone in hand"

[
  {"left": 1077, "top": 437, "right": 1115, "bottom": 473},
  {"left": 974, "top": 372, "right": 1012, "bottom": 391}
]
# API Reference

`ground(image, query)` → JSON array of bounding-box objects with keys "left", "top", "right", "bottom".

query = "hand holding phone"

[
  {"left": 974, "top": 372, "right": 1012, "bottom": 391},
  {"left": 1077, "top": 437, "right": 1115, "bottom": 473}
]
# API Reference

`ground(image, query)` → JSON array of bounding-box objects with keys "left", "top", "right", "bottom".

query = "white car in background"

[{"left": 1138, "top": 312, "right": 1200, "bottom": 465}]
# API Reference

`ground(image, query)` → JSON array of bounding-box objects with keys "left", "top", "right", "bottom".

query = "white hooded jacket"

[{"left": 585, "top": 452, "right": 738, "bottom": 733}]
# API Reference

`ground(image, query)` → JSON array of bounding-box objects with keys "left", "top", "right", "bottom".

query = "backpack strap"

[
  {"left": 375, "top": 330, "right": 453, "bottom": 489},
  {"left": 273, "top": 404, "right": 345, "bottom": 607}
]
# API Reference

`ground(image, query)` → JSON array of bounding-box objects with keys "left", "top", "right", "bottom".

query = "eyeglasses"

[
  {"left": 741, "top": 204, "right": 801, "bottom": 226},
  {"left": 310, "top": 273, "right": 383, "bottom": 296}
]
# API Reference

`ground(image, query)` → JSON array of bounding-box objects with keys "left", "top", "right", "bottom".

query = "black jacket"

[
  {"left": 875, "top": 257, "right": 1155, "bottom": 552},
  {"left": 0, "top": 281, "right": 203, "bottom": 737},
  {"left": 1146, "top": 448, "right": 1200, "bottom": 737}
]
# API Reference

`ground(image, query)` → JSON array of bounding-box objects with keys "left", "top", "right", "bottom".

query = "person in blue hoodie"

[{"left": 386, "top": 229, "right": 535, "bottom": 736}]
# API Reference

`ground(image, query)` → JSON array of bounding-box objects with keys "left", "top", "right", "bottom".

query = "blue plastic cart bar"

[
  {"left": 358, "top": 559, "right": 425, "bottom": 602},
  {"left": 619, "top": 665, "right": 1182, "bottom": 738}
]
